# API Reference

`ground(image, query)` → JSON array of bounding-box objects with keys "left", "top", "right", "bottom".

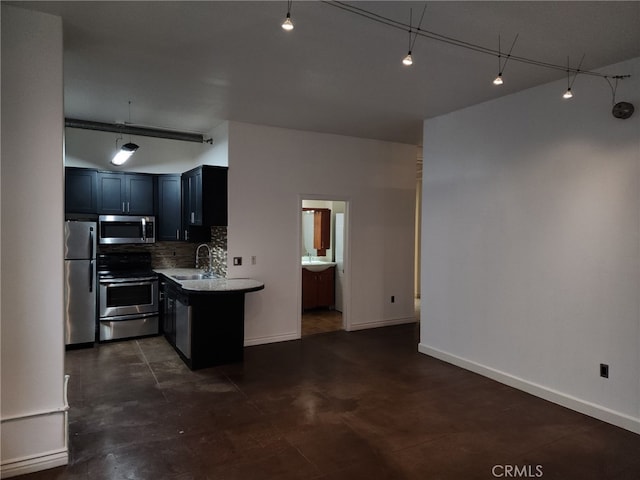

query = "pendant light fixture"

[
  {"left": 282, "top": 0, "right": 294, "bottom": 31},
  {"left": 111, "top": 141, "right": 138, "bottom": 166},
  {"left": 111, "top": 101, "right": 139, "bottom": 166}
]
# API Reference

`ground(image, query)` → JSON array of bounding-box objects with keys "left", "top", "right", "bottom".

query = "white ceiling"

[{"left": 11, "top": 1, "right": 640, "bottom": 145}]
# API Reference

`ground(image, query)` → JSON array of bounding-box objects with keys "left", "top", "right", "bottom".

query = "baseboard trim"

[
  {"left": 244, "top": 332, "right": 299, "bottom": 347},
  {"left": 348, "top": 316, "right": 416, "bottom": 332},
  {"left": 1, "top": 449, "right": 68, "bottom": 479},
  {"left": 418, "top": 343, "right": 640, "bottom": 435}
]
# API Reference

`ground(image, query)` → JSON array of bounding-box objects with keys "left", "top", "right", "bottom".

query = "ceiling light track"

[
  {"left": 322, "top": 1, "right": 631, "bottom": 81},
  {"left": 65, "top": 118, "right": 210, "bottom": 144}
]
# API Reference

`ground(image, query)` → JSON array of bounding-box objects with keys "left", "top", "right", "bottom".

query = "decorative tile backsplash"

[
  {"left": 209, "top": 226, "right": 228, "bottom": 277},
  {"left": 98, "top": 226, "right": 228, "bottom": 277}
]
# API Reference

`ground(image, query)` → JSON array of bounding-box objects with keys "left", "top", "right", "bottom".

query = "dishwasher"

[{"left": 175, "top": 291, "right": 192, "bottom": 360}]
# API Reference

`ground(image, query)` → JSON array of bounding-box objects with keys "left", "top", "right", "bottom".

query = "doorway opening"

[{"left": 299, "top": 198, "right": 348, "bottom": 337}]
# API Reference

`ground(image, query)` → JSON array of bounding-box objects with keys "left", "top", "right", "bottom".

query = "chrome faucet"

[{"left": 195, "top": 243, "right": 213, "bottom": 276}]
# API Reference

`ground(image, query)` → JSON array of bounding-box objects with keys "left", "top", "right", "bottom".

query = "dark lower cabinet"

[
  {"left": 162, "top": 278, "right": 246, "bottom": 370},
  {"left": 162, "top": 280, "right": 177, "bottom": 344}
]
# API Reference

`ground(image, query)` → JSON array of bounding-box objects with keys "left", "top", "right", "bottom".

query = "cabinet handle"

[
  {"left": 127, "top": 202, "right": 130, "bottom": 213},
  {"left": 122, "top": 202, "right": 125, "bottom": 213},
  {"left": 185, "top": 229, "right": 189, "bottom": 241},
  {"left": 190, "top": 212, "right": 195, "bottom": 223},
  {"left": 176, "top": 229, "right": 180, "bottom": 240}
]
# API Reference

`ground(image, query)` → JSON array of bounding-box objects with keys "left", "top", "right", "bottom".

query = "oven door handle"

[{"left": 99, "top": 278, "right": 157, "bottom": 286}]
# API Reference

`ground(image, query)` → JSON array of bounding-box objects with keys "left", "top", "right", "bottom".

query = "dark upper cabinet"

[
  {"left": 65, "top": 167, "right": 97, "bottom": 214},
  {"left": 182, "top": 166, "right": 227, "bottom": 241},
  {"left": 97, "top": 171, "right": 154, "bottom": 215},
  {"left": 182, "top": 168, "right": 203, "bottom": 225},
  {"left": 155, "top": 174, "right": 182, "bottom": 241}
]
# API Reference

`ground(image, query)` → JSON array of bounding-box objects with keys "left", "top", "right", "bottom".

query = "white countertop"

[{"left": 155, "top": 268, "right": 264, "bottom": 293}]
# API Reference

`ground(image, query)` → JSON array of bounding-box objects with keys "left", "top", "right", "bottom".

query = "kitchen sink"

[{"left": 172, "top": 273, "right": 215, "bottom": 280}]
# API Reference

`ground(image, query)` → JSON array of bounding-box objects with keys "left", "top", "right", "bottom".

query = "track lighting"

[
  {"left": 282, "top": 13, "right": 293, "bottom": 31},
  {"left": 111, "top": 142, "right": 139, "bottom": 166},
  {"left": 282, "top": 1, "right": 294, "bottom": 31},
  {"left": 401, "top": 5, "right": 426, "bottom": 67},
  {"left": 324, "top": 1, "right": 632, "bottom": 99},
  {"left": 492, "top": 34, "right": 518, "bottom": 86},
  {"left": 562, "top": 54, "right": 584, "bottom": 100}
]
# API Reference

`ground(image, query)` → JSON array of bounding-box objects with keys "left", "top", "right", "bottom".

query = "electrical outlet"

[
  {"left": 251, "top": 256, "right": 256, "bottom": 265},
  {"left": 600, "top": 363, "right": 609, "bottom": 378},
  {"left": 233, "top": 257, "right": 242, "bottom": 266}
]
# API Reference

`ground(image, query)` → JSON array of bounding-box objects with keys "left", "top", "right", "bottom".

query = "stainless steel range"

[{"left": 97, "top": 252, "right": 159, "bottom": 341}]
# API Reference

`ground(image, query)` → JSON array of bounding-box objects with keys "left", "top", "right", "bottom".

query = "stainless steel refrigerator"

[{"left": 64, "top": 220, "right": 97, "bottom": 346}]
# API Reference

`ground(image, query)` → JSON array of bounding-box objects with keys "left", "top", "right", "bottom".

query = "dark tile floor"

[{"left": 22, "top": 324, "right": 640, "bottom": 480}]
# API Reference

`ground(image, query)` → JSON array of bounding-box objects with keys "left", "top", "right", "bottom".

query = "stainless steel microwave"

[{"left": 98, "top": 215, "right": 155, "bottom": 244}]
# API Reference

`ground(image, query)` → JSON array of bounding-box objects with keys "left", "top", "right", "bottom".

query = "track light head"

[
  {"left": 282, "top": 12, "right": 294, "bottom": 31},
  {"left": 562, "top": 88, "right": 573, "bottom": 100},
  {"left": 402, "top": 52, "right": 413, "bottom": 66},
  {"left": 493, "top": 74, "right": 503, "bottom": 85}
]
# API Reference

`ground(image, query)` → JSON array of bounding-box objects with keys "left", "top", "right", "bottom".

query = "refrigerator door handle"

[
  {"left": 89, "top": 227, "right": 94, "bottom": 260},
  {"left": 89, "top": 260, "right": 94, "bottom": 292}
]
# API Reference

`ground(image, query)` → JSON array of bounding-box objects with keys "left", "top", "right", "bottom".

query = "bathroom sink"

[{"left": 301, "top": 260, "right": 336, "bottom": 272}]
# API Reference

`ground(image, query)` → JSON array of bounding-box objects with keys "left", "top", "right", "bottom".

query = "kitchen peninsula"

[{"left": 156, "top": 268, "right": 264, "bottom": 370}]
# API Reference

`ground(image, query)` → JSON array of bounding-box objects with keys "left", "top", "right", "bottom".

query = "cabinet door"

[
  {"left": 182, "top": 169, "right": 202, "bottom": 225},
  {"left": 65, "top": 168, "right": 97, "bottom": 214},
  {"left": 156, "top": 175, "right": 182, "bottom": 241},
  {"left": 189, "top": 169, "right": 203, "bottom": 225},
  {"left": 316, "top": 267, "right": 335, "bottom": 308},
  {"left": 97, "top": 172, "right": 126, "bottom": 214},
  {"left": 201, "top": 166, "right": 228, "bottom": 226},
  {"left": 302, "top": 268, "right": 317, "bottom": 310},
  {"left": 313, "top": 209, "right": 331, "bottom": 255},
  {"left": 163, "top": 287, "right": 176, "bottom": 346},
  {"left": 126, "top": 174, "right": 154, "bottom": 215}
]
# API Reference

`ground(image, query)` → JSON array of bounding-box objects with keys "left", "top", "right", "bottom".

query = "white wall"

[
  {"left": 1, "top": 5, "right": 68, "bottom": 477},
  {"left": 64, "top": 121, "right": 229, "bottom": 172},
  {"left": 227, "top": 122, "right": 417, "bottom": 344},
  {"left": 420, "top": 57, "right": 640, "bottom": 433}
]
